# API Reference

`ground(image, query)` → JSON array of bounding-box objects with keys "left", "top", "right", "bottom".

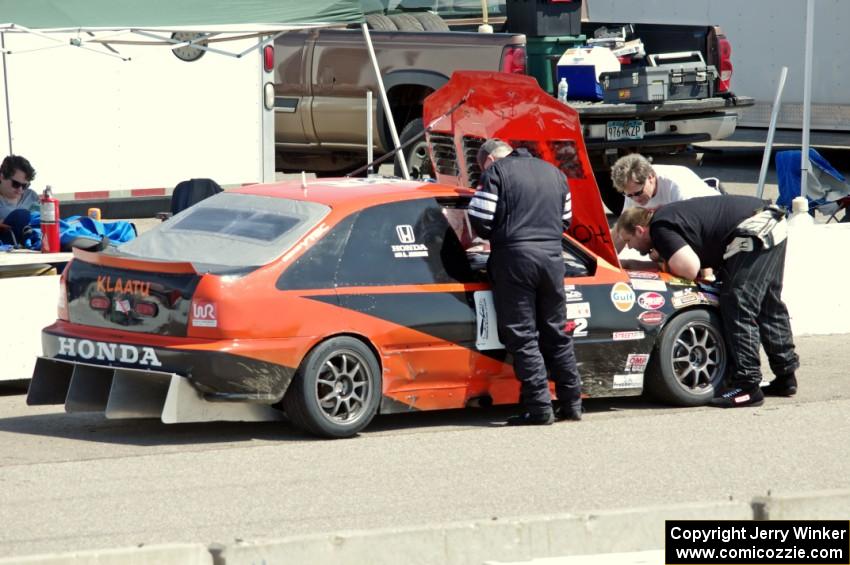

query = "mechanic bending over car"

[
  {"left": 469, "top": 138, "right": 582, "bottom": 426},
  {"left": 0, "top": 154, "right": 38, "bottom": 246},
  {"left": 615, "top": 195, "right": 800, "bottom": 408},
  {"left": 610, "top": 153, "right": 720, "bottom": 253}
]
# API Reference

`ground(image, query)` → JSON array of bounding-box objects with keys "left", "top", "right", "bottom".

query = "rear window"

[{"left": 114, "top": 193, "right": 330, "bottom": 273}]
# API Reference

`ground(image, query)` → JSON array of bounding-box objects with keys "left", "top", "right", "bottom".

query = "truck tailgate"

[{"left": 571, "top": 95, "right": 754, "bottom": 120}]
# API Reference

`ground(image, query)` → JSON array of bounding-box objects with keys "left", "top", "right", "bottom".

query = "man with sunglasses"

[
  {"left": 610, "top": 153, "right": 719, "bottom": 253},
  {"left": 0, "top": 154, "right": 38, "bottom": 245}
]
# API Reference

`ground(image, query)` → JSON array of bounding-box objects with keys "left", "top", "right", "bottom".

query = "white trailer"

[
  {"left": 0, "top": 31, "right": 275, "bottom": 209},
  {"left": 587, "top": 0, "right": 850, "bottom": 135}
]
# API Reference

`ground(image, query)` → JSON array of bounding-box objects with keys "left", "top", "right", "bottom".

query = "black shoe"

[
  {"left": 761, "top": 374, "right": 797, "bottom": 397},
  {"left": 505, "top": 411, "right": 555, "bottom": 426},
  {"left": 710, "top": 385, "right": 765, "bottom": 408},
  {"left": 555, "top": 404, "right": 583, "bottom": 421}
]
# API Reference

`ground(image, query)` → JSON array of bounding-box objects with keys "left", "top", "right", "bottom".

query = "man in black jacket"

[
  {"left": 616, "top": 195, "right": 800, "bottom": 408},
  {"left": 469, "top": 139, "right": 582, "bottom": 425}
]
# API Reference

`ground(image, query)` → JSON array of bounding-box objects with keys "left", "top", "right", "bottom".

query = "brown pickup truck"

[{"left": 273, "top": 25, "right": 527, "bottom": 176}]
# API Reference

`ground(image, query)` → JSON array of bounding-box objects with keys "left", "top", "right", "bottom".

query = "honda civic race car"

[{"left": 27, "top": 72, "right": 728, "bottom": 438}]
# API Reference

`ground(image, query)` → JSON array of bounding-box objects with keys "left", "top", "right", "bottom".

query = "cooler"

[
  {"left": 555, "top": 46, "right": 620, "bottom": 101},
  {"left": 526, "top": 35, "right": 585, "bottom": 94}
]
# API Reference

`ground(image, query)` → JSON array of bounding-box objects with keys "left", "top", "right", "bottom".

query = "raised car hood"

[{"left": 423, "top": 71, "right": 618, "bottom": 267}]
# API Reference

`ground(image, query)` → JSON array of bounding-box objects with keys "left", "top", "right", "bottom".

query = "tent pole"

[
  {"left": 756, "top": 66, "right": 787, "bottom": 200},
  {"left": 361, "top": 23, "right": 409, "bottom": 179},
  {"left": 1, "top": 32, "right": 12, "bottom": 154},
  {"left": 800, "top": 0, "right": 815, "bottom": 200}
]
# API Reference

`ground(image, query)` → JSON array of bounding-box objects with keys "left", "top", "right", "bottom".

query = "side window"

[{"left": 337, "top": 199, "right": 474, "bottom": 286}]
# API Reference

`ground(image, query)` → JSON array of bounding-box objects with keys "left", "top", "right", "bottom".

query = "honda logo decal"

[{"left": 396, "top": 225, "right": 415, "bottom": 244}]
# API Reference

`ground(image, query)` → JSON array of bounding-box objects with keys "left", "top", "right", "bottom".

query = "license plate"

[{"left": 606, "top": 120, "right": 645, "bottom": 141}]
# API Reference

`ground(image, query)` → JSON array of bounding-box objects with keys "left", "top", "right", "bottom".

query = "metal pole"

[
  {"left": 800, "top": 0, "right": 815, "bottom": 200},
  {"left": 756, "top": 66, "right": 788, "bottom": 199},
  {"left": 366, "top": 90, "right": 374, "bottom": 175},
  {"left": 1, "top": 32, "right": 12, "bottom": 154},
  {"left": 361, "top": 23, "right": 409, "bottom": 180}
]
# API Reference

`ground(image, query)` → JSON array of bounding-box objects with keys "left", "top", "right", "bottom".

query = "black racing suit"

[
  {"left": 469, "top": 148, "right": 582, "bottom": 415},
  {"left": 650, "top": 196, "right": 800, "bottom": 389}
]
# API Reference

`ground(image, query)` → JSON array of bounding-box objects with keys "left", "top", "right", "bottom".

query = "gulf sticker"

[
  {"left": 612, "top": 330, "right": 645, "bottom": 341},
  {"left": 566, "top": 301, "right": 591, "bottom": 319},
  {"left": 638, "top": 310, "right": 665, "bottom": 326},
  {"left": 637, "top": 291, "right": 665, "bottom": 310},
  {"left": 610, "top": 282, "right": 635, "bottom": 312},
  {"left": 630, "top": 278, "right": 667, "bottom": 292},
  {"left": 624, "top": 353, "right": 650, "bottom": 373}
]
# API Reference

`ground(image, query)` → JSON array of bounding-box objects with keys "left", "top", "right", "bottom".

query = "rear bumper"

[
  {"left": 583, "top": 112, "right": 739, "bottom": 151},
  {"left": 41, "top": 323, "right": 307, "bottom": 401}
]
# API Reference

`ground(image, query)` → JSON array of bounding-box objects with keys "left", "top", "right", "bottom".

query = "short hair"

[
  {"left": 615, "top": 206, "right": 654, "bottom": 235},
  {"left": 476, "top": 138, "right": 513, "bottom": 170},
  {"left": 610, "top": 153, "right": 654, "bottom": 192},
  {"left": 0, "top": 154, "right": 36, "bottom": 182}
]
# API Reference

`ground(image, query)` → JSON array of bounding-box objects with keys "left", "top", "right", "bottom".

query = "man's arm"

[
  {"left": 666, "top": 245, "right": 701, "bottom": 280},
  {"left": 562, "top": 188, "right": 572, "bottom": 232},
  {"left": 468, "top": 169, "right": 501, "bottom": 239}
]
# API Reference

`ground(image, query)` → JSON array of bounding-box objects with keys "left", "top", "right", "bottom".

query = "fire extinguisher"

[{"left": 40, "top": 185, "right": 61, "bottom": 253}]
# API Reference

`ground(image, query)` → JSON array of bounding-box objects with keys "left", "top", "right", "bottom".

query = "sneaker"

[
  {"left": 505, "top": 411, "right": 555, "bottom": 426},
  {"left": 710, "top": 386, "right": 765, "bottom": 408},
  {"left": 555, "top": 404, "right": 583, "bottom": 422},
  {"left": 761, "top": 374, "right": 797, "bottom": 397}
]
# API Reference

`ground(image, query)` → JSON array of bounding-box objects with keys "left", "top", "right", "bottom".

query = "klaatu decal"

[
  {"left": 637, "top": 310, "right": 665, "bottom": 326},
  {"left": 566, "top": 301, "right": 591, "bottom": 319},
  {"left": 624, "top": 353, "right": 650, "bottom": 373},
  {"left": 630, "top": 278, "right": 667, "bottom": 292},
  {"left": 637, "top": 292, "right": 665, "bottom": 310},
  {"left": 610, "top": 282, "right": 635, "bottom": 312},
  {"left": 613, "top": 373, "right": 644, "bottom": 390},
  {"left": 612, "top": 330, "right": 645, "bottom": 341},
  {"left": 474, "top": 291, "right": 505, "bottom": 350},
  {"left": 96, "top": 276, "right": 151, "bottom": 297}
]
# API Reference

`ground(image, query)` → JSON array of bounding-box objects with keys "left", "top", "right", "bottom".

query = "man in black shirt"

[
  {"left": 469, "top": 139, "right": 582, "bottom": 425},
  {"left": 615, "top": 195, "right": 800, "bottom": 407}
]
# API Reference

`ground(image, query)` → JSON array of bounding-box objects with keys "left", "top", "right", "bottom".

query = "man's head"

[
  {"left": 615, "top": 206, "right": 655, "bottom": 254},
  {"left": 476, "top": 139, "right": 513, "bottom": 172},
  {"left": 610, "top": 153, "right": 656, "bottom": 206},
  {"left": 0, "top": 155, "right": 36, "bottom": 202}
]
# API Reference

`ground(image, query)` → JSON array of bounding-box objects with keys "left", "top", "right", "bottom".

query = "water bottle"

[{"left": 557, "top": 77, "right": 569, "bottom": 103}]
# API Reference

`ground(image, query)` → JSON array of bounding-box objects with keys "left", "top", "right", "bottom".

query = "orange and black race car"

[{"left": 27, "top": 72, "right": 727, "bottom": 438}]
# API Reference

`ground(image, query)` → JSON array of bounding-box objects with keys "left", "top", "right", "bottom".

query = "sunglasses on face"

[
  {"left": 8, "top": 178, "right": 29, "bottom": 189},
  {"left": 625, "top": 184, "right": 645, "bottom": 199}
]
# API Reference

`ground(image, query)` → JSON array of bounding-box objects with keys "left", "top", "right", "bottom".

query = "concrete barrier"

[
  {"left": 486, "top": 549, "right": 664, "bottom": 565},
  {"left": 752, "top": 489, "right": 850, "bottom": 520},
  {"left": 782, "top": 222, "right": 850, "bottom": 336},
  {"left": 0, "top": 543, "right": 213, "bottom": 565},
  {"left": 215, "top": 501, "right": 750, "bottom": 565}
]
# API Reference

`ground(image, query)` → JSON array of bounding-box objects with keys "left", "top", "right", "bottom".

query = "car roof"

[{"left": 233, "top": 177, "right": 473, "bottom": 210}]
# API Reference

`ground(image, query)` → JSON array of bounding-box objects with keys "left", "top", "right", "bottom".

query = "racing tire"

[
  {"left": 388, "top": 13, "right": 426, "bottom": 31},
  {"left": 595, "top": 171, "right": 624, "bottom": 216},
  {"left": 394, "top": 118, "right": 435, "bottom": 180},
  {"left": 645, "top": 309, "right": 727, "bottom": 406},
  {"left": 412, "top": 12, "right": 450, "bottom": 31},
  {"left": 365, "top": 14, "right": 398, "bottom": 31},
  {"left": 283, "top": 337, "right": 382, "bottom": 439}
]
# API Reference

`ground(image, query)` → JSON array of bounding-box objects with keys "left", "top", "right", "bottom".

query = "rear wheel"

[
  {"left": 283, "top": 337, "right": 382, "bottom": 438},
  {"left": 645, "top": 309, "right": 727, "bottom": 406},
  {"left": 394, "top": 118, "right": 434, "bottom": 180}
]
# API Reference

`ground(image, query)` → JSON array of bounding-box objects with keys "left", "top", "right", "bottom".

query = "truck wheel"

[
  {"left": 365, "top": 14, "right": 398, "bottom": 30},
  {"left": 644, "top": 309, "right": 727, "bottom": 406},
  {"left": 395, "top": 118, "right": 434, "bottom": 180},
  {"left": 283, "top": 337, "right": 382, "bottom": 439},
  {"left": 413, "top": 12, "right": 450, "bottom": 31},
  {"left": 388, "top": 13, "right": 425, "bottom": 31},
  {"left": 595, "top": 171, "right": 624, "bottom": 216}
]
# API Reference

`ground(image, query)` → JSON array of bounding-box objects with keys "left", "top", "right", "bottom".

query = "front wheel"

[
  {"left": 283, "top": 337, "right": 382, "bottom": 438},
  {"left": 645, "top": 309, "right": 727, "bottom": 406}
]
